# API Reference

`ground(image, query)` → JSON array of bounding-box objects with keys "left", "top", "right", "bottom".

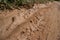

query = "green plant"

[{"left": 0, "top": 0, "right": 58, "bottom": 10}]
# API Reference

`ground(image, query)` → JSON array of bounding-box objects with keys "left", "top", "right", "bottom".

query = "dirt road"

[{"left": 0, "top": 1, "right": 60, "bottom": 40}]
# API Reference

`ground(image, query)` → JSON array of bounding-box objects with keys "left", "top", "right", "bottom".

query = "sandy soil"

[{"left": 0, "top": 1, "right": 60, "bottom": 40}]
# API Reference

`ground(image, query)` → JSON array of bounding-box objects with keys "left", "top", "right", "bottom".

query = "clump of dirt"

[{"left": 0, "top": 1, "right": 60, "bottom": 40}]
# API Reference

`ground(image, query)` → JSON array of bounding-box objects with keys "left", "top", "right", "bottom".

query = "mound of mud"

[{"left": 0, "top": 1, "right": 60, "bottom": 40}]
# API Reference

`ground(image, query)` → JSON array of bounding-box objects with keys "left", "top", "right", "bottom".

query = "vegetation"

[{"left": 0, "top": 0, "right": 60, "bottom": 10}]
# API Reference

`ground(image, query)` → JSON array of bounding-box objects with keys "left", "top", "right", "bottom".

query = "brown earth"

[{"left": 0, "top": 1, "right": 60, "bottom": 40}]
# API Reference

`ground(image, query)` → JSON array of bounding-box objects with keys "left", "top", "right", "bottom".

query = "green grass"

[{"left": 0, "top": 0, "right": 59, "bottom": 10}]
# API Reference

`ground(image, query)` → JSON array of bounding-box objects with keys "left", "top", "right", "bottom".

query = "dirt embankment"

[{"left": 0, "top": 1, "right": 60, "bottom": 40}]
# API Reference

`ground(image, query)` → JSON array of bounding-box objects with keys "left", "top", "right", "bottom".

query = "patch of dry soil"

[{"left": 0, "top": 1, "right": 60, "bottom": 40}]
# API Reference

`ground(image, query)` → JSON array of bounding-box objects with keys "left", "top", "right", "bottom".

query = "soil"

[{"left": 0, "top": 1, "right": 60, "bottom": 40}]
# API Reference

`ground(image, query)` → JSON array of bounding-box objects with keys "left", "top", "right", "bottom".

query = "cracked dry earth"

[{"left": 0, "top": 2, "right": 60, "bottom": 40}]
